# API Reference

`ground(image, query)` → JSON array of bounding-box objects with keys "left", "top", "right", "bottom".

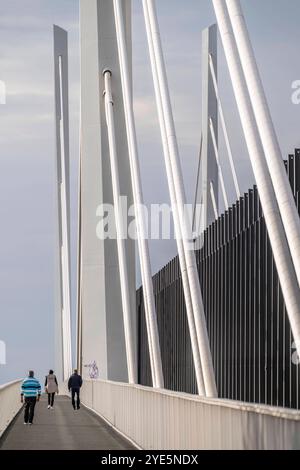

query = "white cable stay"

[
  {"left": 103, "top": 70, "right": 137, "bottom": 384},
  {"left": 192, "top": 133, "right": 203, "bottom": 235},
  {"left": 209, "top": 118, "right": 229, "bottom": 210},
  {"left": 143, "top": 1, "right": 205, "bottom": 395},
  {"left": 143, "top": 0, "right": 217, "bottom": 397},
  {"left": 210, "top": 182, "right": 219, "bottom": 220},
  {"left": 226, "top": 0, "right": 300, "bottom": 291},
  {"left": 113, "top": 0, "right": 164, "bottom": 389},
  {"left": 209, "top": 53, "right": 241, "bottom": 200},
  {"left": 212, "top": 0, "right": 300, "bottom": 359}
]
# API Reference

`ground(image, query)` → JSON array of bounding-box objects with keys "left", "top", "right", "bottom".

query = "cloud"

[{"left": 0, "top": 0, "right": 80, "bottom": 385}]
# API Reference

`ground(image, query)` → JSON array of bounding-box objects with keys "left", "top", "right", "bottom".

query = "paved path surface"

[{"left": 0, "top": 395, "right": 134, "bottom": 450}]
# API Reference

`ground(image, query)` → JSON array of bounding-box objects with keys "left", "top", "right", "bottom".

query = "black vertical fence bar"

[
  {"left": 290, "top": 154, "right": 298, "bottom": 409},
  {"left": 221, "top": 242, "right": 225, "bottom": 397},
  {"left": 278, "top": 266, "right": 285, "bottom": 407},
  {"left": 216, "top": 222, "right": 220, "bottom": 393},
  {"left": 295, "top": 149, "right": 300, "bottom": 194},
  {"left": 235, "top": 202, "right": 239, "bottom": 400},
  {"left": 284, "top": 301, "right": 291, "bottom": 408},
  {"left": 240, "top": 229, "right": 245, "bottom": 401},
  {"left": 231, "top": 235, "right": 235, "bottom": 399},
  {"left": 297, "top": 190, "right": 300, "bottom": 410},
  {"left": 249, "top": 190, "right": 255, "bottom": 404},
  {"left": 277, "top": 267, "right": 283, "bottom": 407},
  {"left": 266, "top": 230, "right": 273, "bottom": 405},
  {"left": 258, "top": 218, "right": 264, "bottom": 403},
  {"left": 212, "top": 233, "right": 217, "bottom": 387},
  {"left": 253, "top": 219, "right": 259, "bottom": 403},
  {"left": 250, "top": 222, "right": 255, "bottom": 403},
  {"left": 238, "top": 199, "right": 243, "bottom": 401},
  {"left": 228, "top": 235, "right": 232, "bottom": 399},
  {"left": 247, "top": 192, "right": 251, "bottom": 402},
  {"left": 254, "top": 187, "right": 259, "bottom": 404},
  {"left": 136, "top": 150, "right": 300, "bottom": 408},
  {"left": 208, "top": 225, "right": 213, "bottom": 363},
  {"left": 234, "top": 231, "right": 238, "bottom": 399},
  {"left": 272, "top": 253, "right": 278, "bottom": 407}
]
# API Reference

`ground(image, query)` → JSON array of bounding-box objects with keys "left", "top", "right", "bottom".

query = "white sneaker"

[
  {"left": 50, "top": 406, "right": 54, "bottom": 410},
  {"left": 47, "top": 405, "right": 51, "bottom": 409},
  {"left": 24, "top": 422, "right": 28, "bottom": 425}
]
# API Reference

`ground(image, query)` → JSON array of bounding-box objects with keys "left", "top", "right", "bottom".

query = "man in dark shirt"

[{"left": 68, "top": 369, "right": 83, "bottom": 410}]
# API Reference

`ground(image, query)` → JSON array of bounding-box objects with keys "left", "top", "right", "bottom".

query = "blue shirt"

[{"left": 21, "top": 377, "right": 41, "bottom": 398}]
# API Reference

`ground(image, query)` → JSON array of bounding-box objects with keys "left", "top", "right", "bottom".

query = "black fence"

[{"left": 137, "top": 149, "right": 300, "bottom": 409}]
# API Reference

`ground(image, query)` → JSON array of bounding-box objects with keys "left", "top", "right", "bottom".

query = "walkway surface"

[{"left": 0, "top": 395, "right": 135, "bottom": 450}]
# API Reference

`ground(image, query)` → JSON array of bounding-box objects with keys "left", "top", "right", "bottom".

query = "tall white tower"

[
  {"left": 77, "top": 0, "right": 136, "bottom": 382},
  {"left": 53, "top": 25, "right": 72, "bottom": 382},
  {"left": 200, "top": 24, "right": 219, "bottom": 228}
]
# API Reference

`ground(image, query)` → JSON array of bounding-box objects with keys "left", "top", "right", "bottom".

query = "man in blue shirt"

[{"left": 21, "top": 370, "right": 41, "bottom": 425}]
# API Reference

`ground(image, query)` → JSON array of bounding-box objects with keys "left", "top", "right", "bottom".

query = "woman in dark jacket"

[{"left": 45, "top": 370, "right": 59, "bottom": 409}]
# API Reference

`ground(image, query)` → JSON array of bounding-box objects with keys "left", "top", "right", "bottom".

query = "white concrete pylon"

[
  {"left": 226, "top": 0, "right": 300, "bottom": 289},
  {"left": 113, "top": 0, "right": 164, "bottom": 389},
  {"left": 59, "top": 56, "right": 72, "bottom": 380},
  {"left": 201, "top": 25, "right": 219, "bottom": 229},
  {"left": 53, "top": 25, "right": 72, "bottom": 382},
  {"left": 212, "top": 0, "right": 300, "bottom": 358},
  {"left": 80, "top": 0, "right": 136, "bottom": 384},
  {"left": 143, "top": 0, "right": 217, "bottom": 397},
  {"left": 142, "top": 1, "right": 205, "bottom": 395},
  {"left": 103, "top": 70, "right": 137, "bottom": 384}
]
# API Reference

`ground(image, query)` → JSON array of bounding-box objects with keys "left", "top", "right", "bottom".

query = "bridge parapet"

[
  {"left": 81, "top": 379, "right": 300, "bottom": 450},
  {"left": 0, "top": 380, "right": 22, "bottom": 437}
]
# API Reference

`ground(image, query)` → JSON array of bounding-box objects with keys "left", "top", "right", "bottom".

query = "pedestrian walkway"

[{"left": 0, "top": 395, "right": 135, "bottom": 450}]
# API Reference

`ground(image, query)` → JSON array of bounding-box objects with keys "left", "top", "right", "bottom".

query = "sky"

[{"left": 0, "top": 0, "right": 300, "bottom": 385}]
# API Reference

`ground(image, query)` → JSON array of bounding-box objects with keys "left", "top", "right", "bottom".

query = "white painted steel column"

[
  {"left": 113, "top": 0, "right": 164, "bottom": 389},
  {"left": 226, "top": 0, "right": 300, "bottom": 288},
  {"left": 142, "top": 1, "right": 205, "bottom": 395},
  {"left": 58, "top": 55, "right": 72, "bottom": 380},
  {"left": 192, "top": 134, "right": 203, "bottom": 235},
  {"left": 103, "top": 70, "right": 137, "bottom": 384},
  {"left": 209, "top": 118, "right": 229, "bottom": 210},
  {"left": 212, "top": 0, "right": 300, "bottom": 357},
  {"left": 209, "top": 55, "right": 241, "bottom": 199},
  {"left": 143, "top": 0, "right": 217, "bottom": 397},
  {"left": 210, "top": 182, "right": 219, "bottom": 220}
]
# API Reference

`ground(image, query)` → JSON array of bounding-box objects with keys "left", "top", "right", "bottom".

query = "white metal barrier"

[
  {"left": 0, "top": 380, "right": 22, "bottom": 437},
  {"left": 81, "top": 380, "right": 300, "bottom": 450}
]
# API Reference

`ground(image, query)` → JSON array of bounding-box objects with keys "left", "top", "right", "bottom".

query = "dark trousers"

[
  {"left": 71, "top": 388, "right": 80, "bottom": 409},
  {"left": 48, "top": 393, "right": 55, "bottom": 407},
  {"left": 24, "top": 397, "right": 37, "bottom": 424}
]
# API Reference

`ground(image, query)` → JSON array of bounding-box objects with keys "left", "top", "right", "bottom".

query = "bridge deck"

[{"left": 0, "top": 395, "right": 135, "bottom": 450}]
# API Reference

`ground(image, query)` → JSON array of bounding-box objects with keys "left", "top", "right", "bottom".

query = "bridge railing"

[
  {"left": 81, "top": 379, "right": 300, "bottom": 450},
  {"left": 0, "top": 380, "right": 22, "bottom": 437}
]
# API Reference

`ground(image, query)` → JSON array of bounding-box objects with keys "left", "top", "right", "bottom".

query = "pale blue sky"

[{"left": 0, "top": 0, "right": 299, "bottom": 384}]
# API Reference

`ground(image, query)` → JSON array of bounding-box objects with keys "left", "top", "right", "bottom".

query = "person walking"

[
  {"left": 45, "top": 369, "right": 59, "bottom": 409},
  {"left": 21, "top": 370, "right": 41, "bottom": 425},
  {"left": 68, "top": 369, "right": 83, "bottom": 410}
]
